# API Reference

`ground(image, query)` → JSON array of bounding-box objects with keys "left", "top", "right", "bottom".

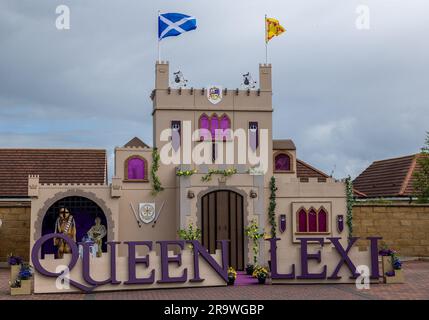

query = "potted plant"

[
  {"left": 227, "top": 267, "right": 237, "bottom": 285},
  {"left": 252, "top": 266, "right": 269, "bottom": 284},
  {"left": 10, "top": 263, "right": 33, "bottom": 296},
  {"left": 178, "top": 223, "right": 202, "bottom": 250},
  {"left": 245, "top": 264, "right": 254, "bottom": 276},
  {"left": 379, "top": 247, "right": 404, "bottom": 284},
  {"left": 7, "top": 254, "right": 23, "bottom": 283}
]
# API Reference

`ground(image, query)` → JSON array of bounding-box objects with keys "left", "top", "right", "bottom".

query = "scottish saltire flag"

[{"left": 158, "top": 13, "right": 197, "bottom": 40}]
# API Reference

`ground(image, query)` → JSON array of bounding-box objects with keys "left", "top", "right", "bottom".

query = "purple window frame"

[
  {"left": 298, "top": 209, "right": 307, "bottom": 232},
  {"left": 308, "top": 208, "right": 317, "bottom": 232},
  {"left": 127, "top": 157, "right": 146, "bottom": 180},
  {"left": 275, "top": 153, "right": 291, "bottom": 171},
  {"left": 318, "top": 209, "right": 327, "bottom": 232}
]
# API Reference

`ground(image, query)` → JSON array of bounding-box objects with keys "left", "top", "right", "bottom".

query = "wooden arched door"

[{"left": 201, "top": 190, "right": 244, "bottom": 270}]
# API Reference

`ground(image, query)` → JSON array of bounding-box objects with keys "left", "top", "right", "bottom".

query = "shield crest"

[
  {"left": 138, "top": 203, "right": 156, "bottom": 224},
  {"left": 207, "top": 85, "right": 222, "bottom": 104}
]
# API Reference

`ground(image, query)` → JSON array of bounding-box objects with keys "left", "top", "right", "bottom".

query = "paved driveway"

[{"left": 1, "top": 261, "right": 428, "bottom": 300}]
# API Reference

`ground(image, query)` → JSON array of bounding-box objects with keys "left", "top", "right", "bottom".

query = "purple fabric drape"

[
  {"left": 275, "top": 154, "right": 291, "bottom": 171},
  {"left": 128, "top": 158, "right": 145, "bottom": 180},
  {"left": 298, "top": 209, "right": 307, "bottom": 232},
  {"left": 318, "top": 209, "right": 327, "bottom": 232},
  {"left": 308, "top": 209, "right": 317, "bottom": 232}
]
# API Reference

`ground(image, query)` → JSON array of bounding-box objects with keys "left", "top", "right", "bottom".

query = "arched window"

[
  {"left": 210, "top": 114, "right": 219, "bottom": 140},
  {"left": 274, "top": 153, "right": 291, "bottom": 171},
  {"left": 125, "top": 156, "right": 147, "bottom": 181},
  {"left": 219, "top": 114, "right": 231, "bottom": 141},
  {"left": 199, "top": 114, "right": 210, "bottom": 141},
  {"left": 297, "top": 208, "right": 307, "bottom": 232},
  {"left": 199, "top": 113, "right": 231, "bottom": 141},
  {"left": 296, "top": 207, "right": 329, "bottom": 233},
  {"left": 308, "top": 208, "right": 317, "bottom": 232},
  {"left": 318, "top": 208, "right": 327, "bottom": 232}
]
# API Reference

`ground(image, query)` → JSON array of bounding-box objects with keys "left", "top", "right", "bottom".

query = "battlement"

[
  {"left": 151, "top": 61, "right": 272, "bottom": 111},
  {"left": 39, "top": 183, "right": 107, "bottom": 187}
]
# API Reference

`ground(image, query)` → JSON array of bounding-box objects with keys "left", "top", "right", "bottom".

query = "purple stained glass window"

[
  {"left": 298, "top": 209, "right": 307, "bottom": 232},
  {"left": 220, "top": 114, "right": 230, "bottom": 140},
  {"left": 199, "top": 114, "right": 210, "bottom": 141},
  {"left": 127, "top": 157, "right": 145, "bottom": 180},
  {"left": 308, "top": 209, "right": 317, "bottom": 232},
  {"left": 318, "top": 209, "right": 327, "bottom": 232},
  {"left": 210, "top": 115, "right": 219, "bottom": 140},
  {"left": 275, "top": 153, "right": 291, "bottom": 171}
]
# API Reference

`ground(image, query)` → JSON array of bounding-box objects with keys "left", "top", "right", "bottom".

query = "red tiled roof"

[
  {"left": 296, "top": 159, "right": 329, "bottom": 179},
  {"left": 353, "top": 154, "right": 421, "bottom": 198},
  {"left": 124, "top": 137, "right": 150, "bottom": 148},
  {"left": 0, "top": 149, "right": 107, "bottom": 197}
]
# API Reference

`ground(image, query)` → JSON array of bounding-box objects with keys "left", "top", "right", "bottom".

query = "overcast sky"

[{"left": 0, "top": 0, "right": 428, "bottom": 179}]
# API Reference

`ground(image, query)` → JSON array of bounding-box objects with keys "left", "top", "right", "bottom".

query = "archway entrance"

[
  {"left": 201, "top": 190, "right": 244, "bottom": 270},
  {"left": 41, "top": 196, "right": 108, "bottom": 258}
]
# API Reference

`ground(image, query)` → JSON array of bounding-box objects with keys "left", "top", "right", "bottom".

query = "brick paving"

[{"left": 1, "top": 261, "right": 428, "bottom": 300}]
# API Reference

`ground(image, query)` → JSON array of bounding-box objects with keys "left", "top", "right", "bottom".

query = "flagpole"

[
  {"left": 158, "top": 10, "right": 161, "bottom": 62},
  {"left": 265, "top": 14, "right": 268, "bottom": 64}
]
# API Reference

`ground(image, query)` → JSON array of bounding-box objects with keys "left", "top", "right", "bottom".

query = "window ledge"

[{"left": 123, "top": 179, "right": 149, "bottom": 183}]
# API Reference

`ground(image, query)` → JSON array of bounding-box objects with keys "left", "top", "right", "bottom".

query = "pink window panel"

[
  {"left": 275, "top": 154, "right": 291, "bottom": 171},
  {"left": 128, "top": 158, "right": 145, "bottom": 180},
  {"left": 318, "top": 209, "right": 327, "bottom": 232},
  {"left": 298, "top": 209, "right": 307, "bottom": 232},
  {"left": 199, "top": 114, "right": 210, "bottom": 141},
  {"left": 308, "top": 209, "right": 317, "bottom": 232},
  {"left": 210, "top": 115, "right": 219, "bottom": 140},
  {"left": 219, "top": 114, "right": 231, "bottom": 140}
]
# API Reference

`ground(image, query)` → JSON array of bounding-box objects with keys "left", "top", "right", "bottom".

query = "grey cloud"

[{"left": 0, "top": 0, "right": 428, "bottom": 179}]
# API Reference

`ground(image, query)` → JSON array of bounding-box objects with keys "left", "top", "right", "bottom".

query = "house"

[
  {"left": 0, "top": 149, "right": 107, "bottom": 265},
  {"left": 353, "top": 154, "right": 423, "bottom": 201}
]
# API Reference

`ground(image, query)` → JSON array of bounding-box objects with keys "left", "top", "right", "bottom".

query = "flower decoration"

[
  {"left": 228, "top": 267, "right": 237, "bottom": 280},
  {"left": 7, "top": 254, "right": 23, "bottom": 266}
]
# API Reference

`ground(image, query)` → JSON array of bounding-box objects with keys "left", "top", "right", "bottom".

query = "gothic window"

[
  {"left": 308, "top": 208, "right": 317, "bottom": 232},
  {"left": 210, "top": 114, "right": 219, "bottom": 140},
  {"left": 220, "top": 113, "right": 231, "bottom": 141},
  {"left": 274, "top": 153, "right": 291, "bottom": 171},
  {"left": 298, "top": 208, "right": 307, "bottom": 232},
  {"left": 199, "top": 114, "right": 210, "bottom": 141},
  {"left": 318, "top": 208, "right": 328, "bottom": 232},
  {"left": 198, "top": 113, "right": 231, "bottom": 141},
  {"left": 296, "top": 207, "right": 329, "bottom": 233},
  {"left": 125, "top": 156, "right": 148, "bottom": 181}
]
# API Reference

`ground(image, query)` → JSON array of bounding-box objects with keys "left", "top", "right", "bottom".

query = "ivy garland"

[
  {"left": 151, "top": 148, "right": 164, "bottom": 195},
  {"left": 176, "top": 169, "right": 197, "bottom": 177},
  {"left": 268, "top": 176, "right": 277, "bottom": 238},
  {"left": 201, "top": 168, "right": 237, "bottom": 182},
  {"left": 345, "top": 176, "right": 354, "bottom": 238},
  {"left": 268, "top": 176, "right": 278, "bottom": 238}
]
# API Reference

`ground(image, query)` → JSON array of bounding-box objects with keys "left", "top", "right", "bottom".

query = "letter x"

[
  {"left": 159, "top": 16, "right": 194, "bottom": 39},
  {"left": 328, "top": 237, "right": 359, "bottom": 279}
]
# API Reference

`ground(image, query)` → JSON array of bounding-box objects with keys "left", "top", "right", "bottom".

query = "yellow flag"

[{"left": 266, "top": 17, "right": 286, "bottom": 42}]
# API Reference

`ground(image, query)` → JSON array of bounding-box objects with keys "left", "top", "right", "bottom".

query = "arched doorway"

[
  {"left": 201, "top": 190, "right": 244, "bottom": 270},
  {"left": 41, "top": 196, "right": 108, "bottom": 258}
]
